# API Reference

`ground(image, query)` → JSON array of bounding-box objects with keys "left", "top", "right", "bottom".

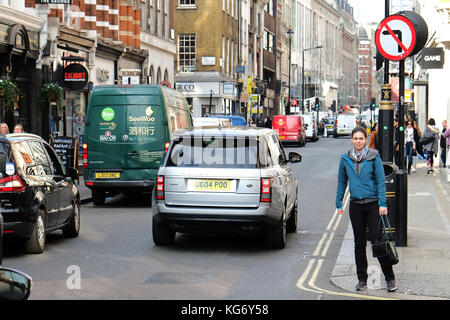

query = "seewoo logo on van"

[{"left": 101, "top": 107, "right": 115, "bottom": 121}]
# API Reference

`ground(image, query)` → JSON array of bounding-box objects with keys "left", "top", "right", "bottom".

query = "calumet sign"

[{"left": 63, "top": 63, "right": 89, "bottom": 90}]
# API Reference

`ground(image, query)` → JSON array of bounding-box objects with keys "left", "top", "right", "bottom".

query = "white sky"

[{"left": 348, "top": 0, "right": 386, "bottom": 25}]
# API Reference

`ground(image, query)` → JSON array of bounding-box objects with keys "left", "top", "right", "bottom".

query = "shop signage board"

[
  {"left": 63, "top": 63, "right": 89, "bottom": 90},
  {"left": 418, "top": 47, "right": 445, "bottom": 69},
  {"left": 37, "top": 0, "right": 72, "bottom": 4},
  {"left": 50, "top": 136, "right": 78, "bottom": 172}
]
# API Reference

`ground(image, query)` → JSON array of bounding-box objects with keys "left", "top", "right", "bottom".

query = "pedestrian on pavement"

[
  {"left": 441, "top": 120, "right": 447, "bottom": 168},
  {"left": 411, "top": 120, "right": 423, "bottom": 172},
  {"left": 248, "top": 117, "right": 254, "bottom": 127},
  {"left": 404, "top": 119, "right": 416, "bottom": 174},
  {"left": 393, "top": 118, "right": 401, "bottom": 167},
  {"left": 368, "top": 122, "right": 380, "bottom": 152},
  {"left": 443, "top": 121, "right": 450, "bottom": 168},
  {"left": 13, "top": 124, "right": 24, "bottom": 133},
  {"left": 336, "top": 126, "right": 397, "bottom": 292},
  {"left": 421, "top": 118, "right": 440, "bottom": 174},
  {"left": 0, "top": 123, "right": 9, "bottom": 135}
]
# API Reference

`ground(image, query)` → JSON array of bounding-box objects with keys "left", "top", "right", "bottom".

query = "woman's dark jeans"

[
  {"left": 405, "top": 141, "right": 414, "bottom": 173},
  {"left": 349, "top": 201, "right": 395, "bottom": 283}
]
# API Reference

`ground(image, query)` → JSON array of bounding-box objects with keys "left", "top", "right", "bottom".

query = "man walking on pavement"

[
  {"left": 441, "top": 120, "right": 448, "bottom": 168},
  {"left": 443, "top": 120, "right": 450, "bottom": 168}
]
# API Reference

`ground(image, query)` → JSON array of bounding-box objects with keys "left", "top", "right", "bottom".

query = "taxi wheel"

[
  {"left": 25, "top": 209, "right": 46, "bottom": 254},
  {"left": 287, "top": 198, "right": 298, "bottom": 233},
  {"left": 266, "top": 206, "right": 286, "bottom": 249},
  {"left": 152, "top": 217, "right": 175, "bottom": 246},
  {"left": 63, "top": 200, "right": 80, "bottom": 238}
]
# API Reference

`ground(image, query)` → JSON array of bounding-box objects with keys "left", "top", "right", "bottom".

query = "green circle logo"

[{"left": 101, "top": 107, "right": 115, "bottom": 121}]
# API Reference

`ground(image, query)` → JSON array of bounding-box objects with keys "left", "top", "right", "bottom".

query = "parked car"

[
  {"left": 334, "top": 114, "right": 358, "bottom": 138},
  {"left": 272, "top": 115, "right": 306, "bottom": 147},
  {"left": 0, "top": 133, "right": 80, "bottom": 254},
  {"left": 208, "top": 115, "right": 247, "bottom": 126},
  {"left": 323, "top": 117, "right": 335, "bottom": 136},
  {"left": 302, "top": 114, "right": 319, "bottom": 142},
  {"left": 193, "top": 117, "right": 231, "bottom": 128},
  {"left": 83, "top": 85, "right": 193, "bottom": 205},
  {"left": 152, "top": 127, "right": 302, "bottom": 249}
]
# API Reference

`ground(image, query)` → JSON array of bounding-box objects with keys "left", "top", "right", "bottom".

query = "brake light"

[
  {"left": 0, "top": 175, "right": 25, "bottom": 192},
  {"left": 82, "top": 143, "right": 88, "bottom": 169},
  {"left": 164, "top": 142, "right": 170, "bottom": 153},
  {"left": 260, "top": 178, "right": 272, "bottom": 203},
  {"left": 155, "top": 175, "right": 165, "bottom": 200},
  {"left": 335, "top": 119, "right": 338, "bottom": 127}
]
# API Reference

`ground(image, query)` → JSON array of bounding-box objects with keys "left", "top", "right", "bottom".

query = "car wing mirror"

[
  {"left": 0, "top": 267, "right": 32, "bottom": 300},
  {"left": 289, "top": 152, "right": 302, "bottom": 163}
]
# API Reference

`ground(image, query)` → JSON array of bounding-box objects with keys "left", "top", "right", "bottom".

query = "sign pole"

[{"left": 396, "top": 59, "right": 408, "bottom": 247}]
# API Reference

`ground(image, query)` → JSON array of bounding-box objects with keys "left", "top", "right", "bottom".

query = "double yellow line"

[{"left": 296, "top": 188, "right": 396, "bottom": 300}]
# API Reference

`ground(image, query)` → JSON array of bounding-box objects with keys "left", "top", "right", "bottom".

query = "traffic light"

[
  {"left": 315, "top": 97, "right": 320, "bottom": 111},
  {"left": 370, "top": 97, "right": 376, "bottom": 111}
]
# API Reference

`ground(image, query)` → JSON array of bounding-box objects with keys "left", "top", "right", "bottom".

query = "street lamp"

[
  {"left": 287, "top": 27, "right": 294, "bottom": 115},
  {"left": 302, "top": 45, "right": 323, "bottom": 113}
]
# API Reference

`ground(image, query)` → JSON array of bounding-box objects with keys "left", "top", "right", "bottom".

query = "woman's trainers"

[
  {"left": 355, "top": 280, "right": 367, "bottom": 291},
  {"left": 387, "top": 280, "right": 398, "bottom": 292}
]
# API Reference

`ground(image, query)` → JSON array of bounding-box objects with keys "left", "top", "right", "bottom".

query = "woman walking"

[
  {"left": 404, "top": 119, "right": 416, "bottom": 174},
  {"left": 336, "top": 126, "right": 397, "bottom": 292},
  {"left": 411, "top": 120, "right": 422, "bottom": 172},
  {"left": 422, "top": 118, "right": 440, "bottom": 174}
]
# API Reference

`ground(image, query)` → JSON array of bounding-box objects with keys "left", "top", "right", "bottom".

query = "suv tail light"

[
  {"left": 0, "top": 175, "right": 25, "bottom": 192},
  {"left": 155, "top": 175, "right": 165, "bottom": 200},
  {"left": 164, "top": 142, "right": 170, "bottom": 153},
  {"left": 260, "top": 178, "right": 272, "bottom": 203},
  {"left": 82, "top": 143, "right": 88, "bottom": 169},
  {"left": 335, "top": 119, "right": 338, "bottom": 127}
]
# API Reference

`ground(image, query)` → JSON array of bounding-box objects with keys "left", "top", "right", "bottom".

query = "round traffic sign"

[{"left": 376, "top": 14, "right": 417, "bottom": 61}]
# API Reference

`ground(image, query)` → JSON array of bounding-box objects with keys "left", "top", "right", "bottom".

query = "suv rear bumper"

[
  {"left": 84, "top": 174, "right": 155, "bottom": 190},
  {"left": 153, "top": 200, "right": 281, "bottom": 234}
]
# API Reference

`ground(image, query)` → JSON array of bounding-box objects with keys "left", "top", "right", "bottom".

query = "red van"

[{"left": 272, "top": 115, "right": 306, "bottom": 147}]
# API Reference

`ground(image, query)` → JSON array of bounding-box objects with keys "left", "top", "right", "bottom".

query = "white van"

[
  {"left": 303, "top": 114, "right": 319, "bottom": 141},
  {"left": 334, "top": 114, "right": 357, "bottom": 138}
]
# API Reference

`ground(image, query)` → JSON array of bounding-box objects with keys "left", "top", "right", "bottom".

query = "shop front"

[
  {"left": 0, "top": 7, "right": 43, "bottom": 134},
  {"left": 175, "top": 81, "right": 239, "bottom": 117}
]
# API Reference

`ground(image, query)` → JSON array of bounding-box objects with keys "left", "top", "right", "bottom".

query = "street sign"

[
  {"left": 376, "top": 14, "right": 417, "bottom": 61},
  {"left": 291, "top": 99, "right": 297, "bottom": 106}
]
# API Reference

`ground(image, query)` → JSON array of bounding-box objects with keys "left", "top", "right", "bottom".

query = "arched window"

[
  {"left": 149, "top": 65, "right": 154, "bottom": 84},
  {"left": 164, "top": 69, "right": 169, "bottom": 82},
  {"left": 157, "top": 67, "right": 161, "bottom": 84}
]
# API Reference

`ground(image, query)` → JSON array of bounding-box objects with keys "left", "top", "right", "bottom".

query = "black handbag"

[{"left": 372, "top": 216, "right": 399, "bottom": 265}]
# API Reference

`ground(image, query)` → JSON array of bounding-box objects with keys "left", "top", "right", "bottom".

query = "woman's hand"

[
  {"left": 379, "top": 207, "right": 388, "bottom": 216},
  {"left": 338, "top": 209, "right": 345, "bottom": 215}
]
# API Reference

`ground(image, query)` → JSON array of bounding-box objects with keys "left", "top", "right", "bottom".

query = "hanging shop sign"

[
  {"left": 63, "top": 63, "right": 89, "bottom": 90},
  {"left": 417, "top": 47, "right": 445, "bottom": 69},
  {"left": 37, "top": 0, "right": 72, "bottom": 4}
]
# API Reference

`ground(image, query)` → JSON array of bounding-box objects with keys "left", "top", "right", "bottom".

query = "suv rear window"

[{"left": 166, "top": 136, "right": 260, "bottom": 168}]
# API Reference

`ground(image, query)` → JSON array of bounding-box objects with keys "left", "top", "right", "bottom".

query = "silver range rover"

[{"left": 152, "top": 127, "right": 302, "bottom": 249}]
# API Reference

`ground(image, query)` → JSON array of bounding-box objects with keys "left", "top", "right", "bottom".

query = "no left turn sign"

[{"left": 376, "top": 14, "right": 417, "bottom": 61}]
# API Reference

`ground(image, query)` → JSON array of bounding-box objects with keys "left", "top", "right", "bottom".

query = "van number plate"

[
  {"left": 96, "top": 172, "right": 120, "bottom": 179},
  {"left": 188, "top": 179, "right": 236, "bottom": 192}
]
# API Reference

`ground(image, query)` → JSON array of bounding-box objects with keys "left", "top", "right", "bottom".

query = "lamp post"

[
  {"left": 287, "top": 27, "right": 294, "bottom": 115},
  {"left": 302, "top": 45, "right": 323, "bottom": 113}
]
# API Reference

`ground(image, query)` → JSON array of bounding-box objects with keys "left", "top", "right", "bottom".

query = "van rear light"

[
  {"left": 0, "top": 175, "right": 25, "bottom": 192},
  {"left": 155, "top": 175, "right": 165, "bottom": 200},
  {"left": 82, "top": 143, "right": 88, "bottom": 169},
  {"left": 260, "top": 178, "right": 272, "bottom": 203},
  {"left": 164, "top": 142, "right": 170, "bottom": 153}
]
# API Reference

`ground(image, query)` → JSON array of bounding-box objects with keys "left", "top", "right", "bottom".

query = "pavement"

[{"left": 331, "top": 160, "right": 450, "bottom": 300}]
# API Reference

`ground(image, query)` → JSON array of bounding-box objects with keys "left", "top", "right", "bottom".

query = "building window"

[
  {"left": 178, "top": 34, "right": 196, "bottom": 72},
  {"left": 264, "top": 0, "right": 274, "bottom": 16},
  {"left": 179, "top": 0, "right": 195, "bottom": 5},
  {"left": 264, "top": 31, "right": 274, "bottom": 53}
]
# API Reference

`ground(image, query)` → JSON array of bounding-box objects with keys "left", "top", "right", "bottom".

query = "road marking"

[{"left": 296, "top": 188, "right": 397, "bottom": 300}]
